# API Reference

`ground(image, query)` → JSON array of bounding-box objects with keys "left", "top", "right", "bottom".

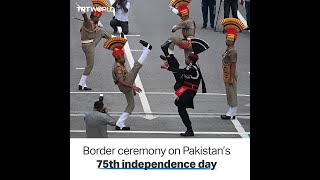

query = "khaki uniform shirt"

[
  {"left": 80, "top": 20, "right": 97, "bottom": 41},
  {"left": 222, "top": 46, "right": 238, "bottom": 82},
  {"left": 112, "top": 62, "right": 128, "bottom": 84}
]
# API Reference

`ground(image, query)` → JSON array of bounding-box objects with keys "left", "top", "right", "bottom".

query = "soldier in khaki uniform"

[
  {"left": 78, "top": 8, "right": 112, "bottom": 90},
  {"left": 220, "top": 18, "right": 245, "bottom": 120},
  {"left": 162, "top": 0, "right": 195, "bottom": 59},
  {"left": 104, "top": 37, "right": 152, "bottom": 130}
]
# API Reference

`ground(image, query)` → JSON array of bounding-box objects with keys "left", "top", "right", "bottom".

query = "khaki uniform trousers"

[
  {"left": 118, "top": 61, "right": 143, "bottom": 113},
  {"left": 168, "top": 37, "right": 193, "bottom": 59}
]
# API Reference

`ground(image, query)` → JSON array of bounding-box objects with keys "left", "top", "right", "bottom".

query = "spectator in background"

[
  {"left": 110, "top": 0, "right": 130, "bottom": 34},
  {"left": 224, "top": 0, "right": 238, "bottom": 19},
  {"left": 223, "top": 0, "right": 238, "bottom": 33},
  {"left": 241, "top": 0, "right": 250, "bottom": 30},
  {"left": 84, "top": 101, "right": 116, "bottom": 138},
  {"left": 201, "top": 0, "right": 216, "bottom": 29}
]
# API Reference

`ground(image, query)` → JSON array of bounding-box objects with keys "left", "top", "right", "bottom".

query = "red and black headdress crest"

[
  {"left": 220, "top": 18, "right": 246, "bottom": 41},
  {"left": 103, "top": 37, "right": 128, "bottom": 57},
  {"left": 170, "top": 0, "right": 192, "bottom": 16},
  {"left": 91, "top": 0, "right": 111, "bottom": 17}
]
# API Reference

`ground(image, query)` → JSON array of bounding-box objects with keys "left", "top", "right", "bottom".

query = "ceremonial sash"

[
  {"left": 175, "top": 82, "right": 198, "bottom": 97},
  {"left": 223, "top": 64, "right": 232, "bottom": 83}
]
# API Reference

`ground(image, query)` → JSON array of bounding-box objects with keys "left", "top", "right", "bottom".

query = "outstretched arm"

[{"left": 168, "top": 66, "right": 197, "bottom": 76}]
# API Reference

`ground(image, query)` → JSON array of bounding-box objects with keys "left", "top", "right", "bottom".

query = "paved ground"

[{"left": 70, "top": 0, "right": 250, "bottom": 138}]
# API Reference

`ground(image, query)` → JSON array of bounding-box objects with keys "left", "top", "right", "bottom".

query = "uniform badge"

[{"left": 117, "top": 67, "right": 122, "bottom": 74}]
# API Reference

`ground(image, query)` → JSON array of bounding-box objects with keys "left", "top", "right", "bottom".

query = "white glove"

[{"left": 97, "top": 21, "right": 103, "bottom": 28}]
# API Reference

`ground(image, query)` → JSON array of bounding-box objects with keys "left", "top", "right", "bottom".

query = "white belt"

[{"left": 81, "top": 39, "right": 93, "bottom": 44}]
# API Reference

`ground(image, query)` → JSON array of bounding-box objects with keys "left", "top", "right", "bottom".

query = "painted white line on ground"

[
  {"left": 76, "top": 68, "right": 85, "bottom": 70},
  {"left": 70, "top": 114, "right": 250, "bottom": 119},
  {"left": 70, "top": 111, "right": 250, "bottom": 116},
  {"left": 70, "top": 130, "right": 250, "bottom": 135},
  {"left": 125, "top": 35, "right": 141, "bottom": 37},
  {"left": 231, "top": 117, "right": 250, "bottom": 138},
  {"left": 237, "top": 10, "right": 250, "bottom": 32},
  {"left": 245, "top": 103, "right": 250, "bottom": 107},
  {"left": 109, "top": 0, "right": 155, "bottom": 120},
  {"left": 122, "top": 40, "right": 155, "bottom": 120},
  {"left": 70, "top": 91, "right": 250, "bottom": 97},
  {"left": 130, "top": 50, "right": 143, "bottom": 52}
]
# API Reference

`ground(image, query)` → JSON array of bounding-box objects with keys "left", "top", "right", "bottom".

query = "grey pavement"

[{"left": 70, "top": 0, "right": 250, "bottom": 138}]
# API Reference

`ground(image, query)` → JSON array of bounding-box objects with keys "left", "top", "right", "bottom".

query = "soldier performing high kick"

[
  {"left": 77, "top": 0, "right": 113, "bottom": 90},
  {"left": 104, "top": 37, "right": 152, "bottom": 130},
  {"left": 160, "top": 52, "right": 202, "bottom": 137},
  {"left": 162, "top": 0, "right": 195, "bottom": 59}
]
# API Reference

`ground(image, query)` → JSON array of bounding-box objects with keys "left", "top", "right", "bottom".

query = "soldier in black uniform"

[{"left": 160, "top": 52, "right": 203, "bottom": 137}]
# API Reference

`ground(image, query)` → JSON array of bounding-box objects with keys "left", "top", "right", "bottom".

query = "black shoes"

[
  {"left": 161, "top": 40, "right": 171, "bottom": 57},
  {"left": 160, "top": 55, "right": 167, "bottom": 61},
  {"left": 220, "top": 115, "right": 236, "bottom": 120},
  {"left": 180, "top": 130, "right": 194, "bottom": 137},
  {"left": 78, "top": 85, "right": 92, "bottom": 90},
  {"left": 139, "top": 40, "right": 152, "bottom": 50},
  {"left": 201, "top": 26, "right": 207, "bottom": 29},
  {"left": 120, "top": 32, "right": 125, "bottom": 38},
  {"left": 115, "top": 125, "right": 130, "bottom": 130}
]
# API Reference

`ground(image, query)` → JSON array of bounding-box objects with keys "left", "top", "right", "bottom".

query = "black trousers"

[
  {"left": 110, "top": 18, "right": 129, "bottom": 34},
  {"left": 178, "top": 105, "right": 193, "bottom": 131},
  {"left": 202, "top": 0, "right": 216, "bottom": 28},
  {"left": 224, "top": 0, "right": 238, "bottom": 19},
  {"left": 175, "top": 92, "right": 195, "bottom": 132}
]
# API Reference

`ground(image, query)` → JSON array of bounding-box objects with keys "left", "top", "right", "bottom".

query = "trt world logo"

[
  {"left": 75, "top": 2, "right": 113, "bottom": 13},
  {"left": 76, "top": 6, "right": 114, "bottom": 13}
]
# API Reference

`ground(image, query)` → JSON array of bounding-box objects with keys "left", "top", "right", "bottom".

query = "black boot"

[
  {"left": 180, "top": 130, "right": 194, "bottom": 137},
  {"left": 220, "top": 115, "right": 236, "bottom": 120},
  {"left": 140, "top": 40, "right": 152, "bottom": 50},
  {"left": 120, "top": 32, "right": 125, "bottom": 38},
  {"left": 78, "top": 85, "right": 92, "bottom": 90},
  {"left": 161, "top": 40, "right": 172, "bottom": 57},
  {"left": 160, "top": 55, "right": 167, "bottom": 61}
]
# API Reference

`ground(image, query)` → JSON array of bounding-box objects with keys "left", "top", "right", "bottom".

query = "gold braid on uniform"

[
  {"left": 103, "top": 37, "right": 127, "bottom": 50},
  {"left": 220, "top": 18, "right": 246, "bottom": 32},
  {"left": 170, "top": 0, "right": 192, "bottom": 9}
]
